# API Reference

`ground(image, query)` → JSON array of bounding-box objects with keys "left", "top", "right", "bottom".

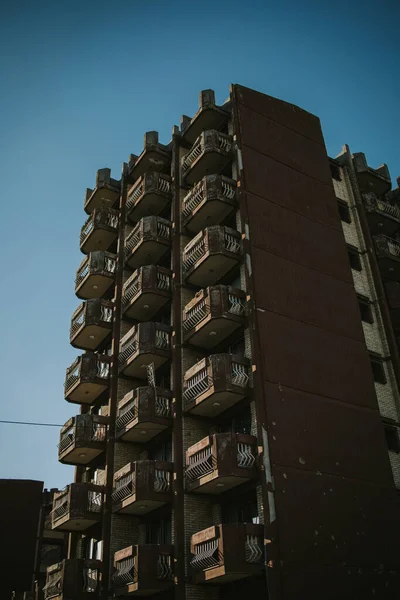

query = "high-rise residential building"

[{"left": 45, "top": 85, "right": 400, "bottom": 600}]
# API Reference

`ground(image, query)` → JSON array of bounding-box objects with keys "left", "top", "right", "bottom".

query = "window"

[
  {"left": 222, "top": 489, "right": 259, "bottom": 524},
  {"left": 330, "top": 163, "right": 342, "bottom": 181},
  {"left": 384, "top": 426, "right": 400, "bottom": 453},
  {"left": 146, "top": 517, "right": 172, "bottom": 544},
  {"left": 370, "top": 357, "right": 387, "bottom": 384},
  {"left": 347, "top": 245, "right": 362, "bottom": 271},
  {"left": 149, "top": 439, "right": 172, "bottom": 462},
  {"left": 357, "top": 295, "right": 373, "bottom": 324},
  {"left": 338, "top": 200, "right": 351, "bottom": 223}
]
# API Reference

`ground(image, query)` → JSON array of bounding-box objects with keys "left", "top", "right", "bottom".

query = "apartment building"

[{"left": 45, "top": 85, "right": 400, "bottom": 600}]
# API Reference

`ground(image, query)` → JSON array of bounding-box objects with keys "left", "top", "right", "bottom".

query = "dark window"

[
  {"left": 146, "top": 517, "right": 172, "bottom": 544},
  {"left": 384, "top": 426, "right": 400, "bottom": 453},
  {"left": 347, "top": 245, "right": 362, "bottom": 271},
  {"left": 338, "top": 200, "right": 351, "bottom": 223},
  {"left": 229, "top": 336, "right": 245, "bottom": 356},
  {"left": 330, "top": 163, "right": 342, "bottom": 181},
  {"left": 357, "top": 295, "right": 373, "bottom": 324},
  {"left": 149, "top": 439, "right": 172, "bottom": 462},
  {"left": 370, "top": 357, "right": 387, "bottom": 384},
  {"left": 222, "top": 490, "right": 259, "bottom": 524},
  {"left": 219, "top": 405, "right": 252, "bottom": 436}
]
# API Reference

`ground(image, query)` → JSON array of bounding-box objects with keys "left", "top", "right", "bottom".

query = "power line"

[{"left": 0, "top": 419, "right": 62, "bottom": 427}]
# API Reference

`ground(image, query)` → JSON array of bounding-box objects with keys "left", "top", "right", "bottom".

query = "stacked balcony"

[
  {"left": 112, "top": 545, "right": 173, "bottom": 596},
  {"left": 185, "top": 433, "right": 257, "bottom": 494},
  {"left": 70, "top": 299, "right": 113, "bottom": 350},
  {"left": 44, "top": 559, "right": 101, "bottom": 599},
  {"left": 374, "top": 235, "right": 400, "bottom": 281},
  {"left": 112, "top": 460, "right": 173, "bottom": 515},
  {"left": 119, "top": 323, "right": 171, "bottom": 378},
  {"left": 75, "top": 251, "right": 117, "bottom": 299},
  {"left": 182, "top": 175, "right": 237, "bottom": 233},
  {"left": 64, "top": 353, "right": 110, "bottom": 404},
  {"left": 190, "top": 523, "right": 263, "bottom": 584},
  {"left": 352, "top": 152, "right": 391, "bottom": 196},
  {"left": 183, "top": 354, "right": 250, "bottom": 417},
  {"left": 183, "top": 226, "right": 241, "bottom": 287},
  {"left": 84, "top": 167, "right": 120, "bottom": 214},
  {"left": 384, "top": 281, "right": 400, "bottom": 338},
  {"left": 80, "top": 207, "right": 119, "bottom": 254},
  {"left": 363, "top": 192, "right": 400, "bottom": 236},
  {"left": 128, "top": 132, "right": 171, "bottom": 181},
  {"left": 181, "top": 90, "right": 229, "bottom": 145},
  {"left": 181, "top": 130, "right": 234, "bottom": 186},
  {"left": 51, "top": 483, "right": 103, "bottom": 532},
  {"left": 124, "top": 217, "right": 171, "bottom": 270},
  {"left": 58, "top": 414, "right": 108, "bottom": 465},
  {"left": 183, "top": 285, "right": 245, "bottom": 348},
  {"left": 122, "top": 266, "right": 171, "bottom": 321},
  {"left": 116, "top": 386, "right": 172, "bottom": 443},
  {"left": 126, "top": 172, "right": 172, "bottom": 223}
]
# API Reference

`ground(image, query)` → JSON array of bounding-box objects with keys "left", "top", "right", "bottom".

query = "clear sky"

[{"left": 0, "top": 0, "right": 398, "bottom": 490}]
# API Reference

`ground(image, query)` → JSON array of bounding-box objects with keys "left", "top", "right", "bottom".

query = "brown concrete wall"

[
  {"left": 0, "top": 479, "right": 43, "bottom": 598},
  {"left": 232, "top": 85, "right": 400, "bottom": 599}
]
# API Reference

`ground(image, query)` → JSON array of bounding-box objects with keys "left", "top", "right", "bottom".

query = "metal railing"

[
  {"left": 125, "top": 224, "right": 143, "bottom": 259},
  {"left": 43, "top": 570, "right": 63, "bottom": 598},
  {"left": 122, "top": 273, "right": 141, "bottom": 307},
  {"left": 190, "top": 539, "right": 220, "bottom": 571},
  {"left": 116, "top": 398, "right": 138, "bottom": 431},
  {"left": 186, "top": 445, "right": 215, "bottom": 482},
  {"left": 231, "top": 362, "right": 249, "bottom": 387},
  {"left": 59, "top": 425, "right": 75, "bottom": 454},
  {"left": 96, "top": 358, "right": 110, "bottom": 379},
  {"left": 82, "top": 567, "right": 100, "bottom": 592},
  {"left": 154, "top": 469, "right": 171, "bottom": 492},
  {"left": 70, "top": 306, "right": 85, "bottom": 337},
  {"left": 127, "top": 180, "right": 144, "bottom": 213},
  {"left": 183, "top": 368, "right": 211, "bottom": 403},
  {"left": 155, "top": 329, "right": 170, "bottom": 349},
  {"left": 157, "top": 271, "right": 171, "bottom": 291},
  {"left": 183, "top": 298, "right": 209, "bottom": 330},
  {"left": 157, "top": 554, "right": 173, "bottom": 580},
  {"left": 88, "top": 490, "right": 102, "bottom": 512},
  {"left": 119, "top": 328, "right": 139, "bottom": 365},
  {"left": 228, "top": 293, "right": 245, "bottom": 316},
  {"left": 244, "top": 535, "right": 263, "bottom": 563},
  {"left": 155, "top": 394, "right": 171, "bottom": 418},
  {"left": 80, "top": 215, "right": 94, "bottom": 245},
  {"left": 224, "top": 232, "right": 241, "bottom": 254},
  {"left": 64, "top": 360, "right": 81, "bottom": 393},
  {"left": 182, "top": 180, "right": 206, "bottom": 217},
  {"left": 237, "top": 443, "right": 256, "bottom": 469},
  {"left": 157, "top": 220, "right": 171, "bottom": 240},
  {"left": 76, "top": 259, "right": 90, "bottom": 287},
  {"left": 113, "top": 557, "right": 136, "bottom": 586},
  {"left": 387, "top": 238, "right": 400, "bottom": 257},
  {"left": 182, "top": 131, "right": 233, "bottom": 174},
  {"left": 52, "top": 492, "right": 69, "bottom": 523},
  {"left": 112, "top": 473, "right": 135, "bottom": 503},
  {"left": 183, "top": 237, "right": 207, "bottom": 272}
]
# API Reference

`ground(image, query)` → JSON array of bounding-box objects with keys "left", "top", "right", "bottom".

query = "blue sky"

[{"left": 0, "top": 0, "right": 398, "bottom": 489}]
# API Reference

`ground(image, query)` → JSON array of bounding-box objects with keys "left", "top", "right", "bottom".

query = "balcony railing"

[
  {"left": 119, "top": 322, "right": 171, "bottom": 379},
  {"left": 182, "top": 175, "right": 237, "bottom": 233},
  {"left": 122, "top": 265, "right": 171, "bottom": 321},
  {"left": 363, "top": 192, "right": 400, "bottom": 236},
  {"left": 112, "top": 460, "right": 173, "bottom": 515},
  {"left": 374, "top": 234, "right": 400, "bottom": 281},
  {"left": 116, "top": 386, "right": 172, "bottom": 443},
  {"left": 113, "top": 545, "right": 173, "bottom": 596},
  {"left": 183, "top": 285, "right": 245, "bottom": 348},
  {"left": 128, "top": 131, "right": 171, "bottom": 181},
  {"left": 183, "top": 354, "right": 250, "bottom": 417},
  {"left": 190, "top": 523, "right": 263, "bottom": 583},
  {"left": 58, "top": 414, "right": 108, "bottom": 465},
  {"left": 44, "top": 559, "right": 101, "bottom": 599},
  {"left": 183, "top": 226, "right": 241, "bottom": 287},
  {"left": 64, "top": 353, "right": 111, "bottom": 405},
  {"left": 70, "top": 298, "right": 113, "bottom": 351},
  {"left": 181, "top": 90, "right": 229, "bottom": 144},
  {"left": 84, "top": 167, "right": 120, "bottom": 214},
  {"left": 80, "top": 207, "right": 119, "bottom": 254},
  {"left": 75, "top": 251, "right": 116, "bottom": 299},
  {"left": 51, "top": 483, "right": 103, "bottom": 532},
  {"left": 185, "top": 432, "right": 257, "bottom": 493},
  {"left": 126, "top": 172, "right": 172, "bottom": 223},
  {"left": 124, "top": 216, "right": 171, "bottom": 270},
  {"left": 181, "top": 130, "right": 234, "bottom": 185}
]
